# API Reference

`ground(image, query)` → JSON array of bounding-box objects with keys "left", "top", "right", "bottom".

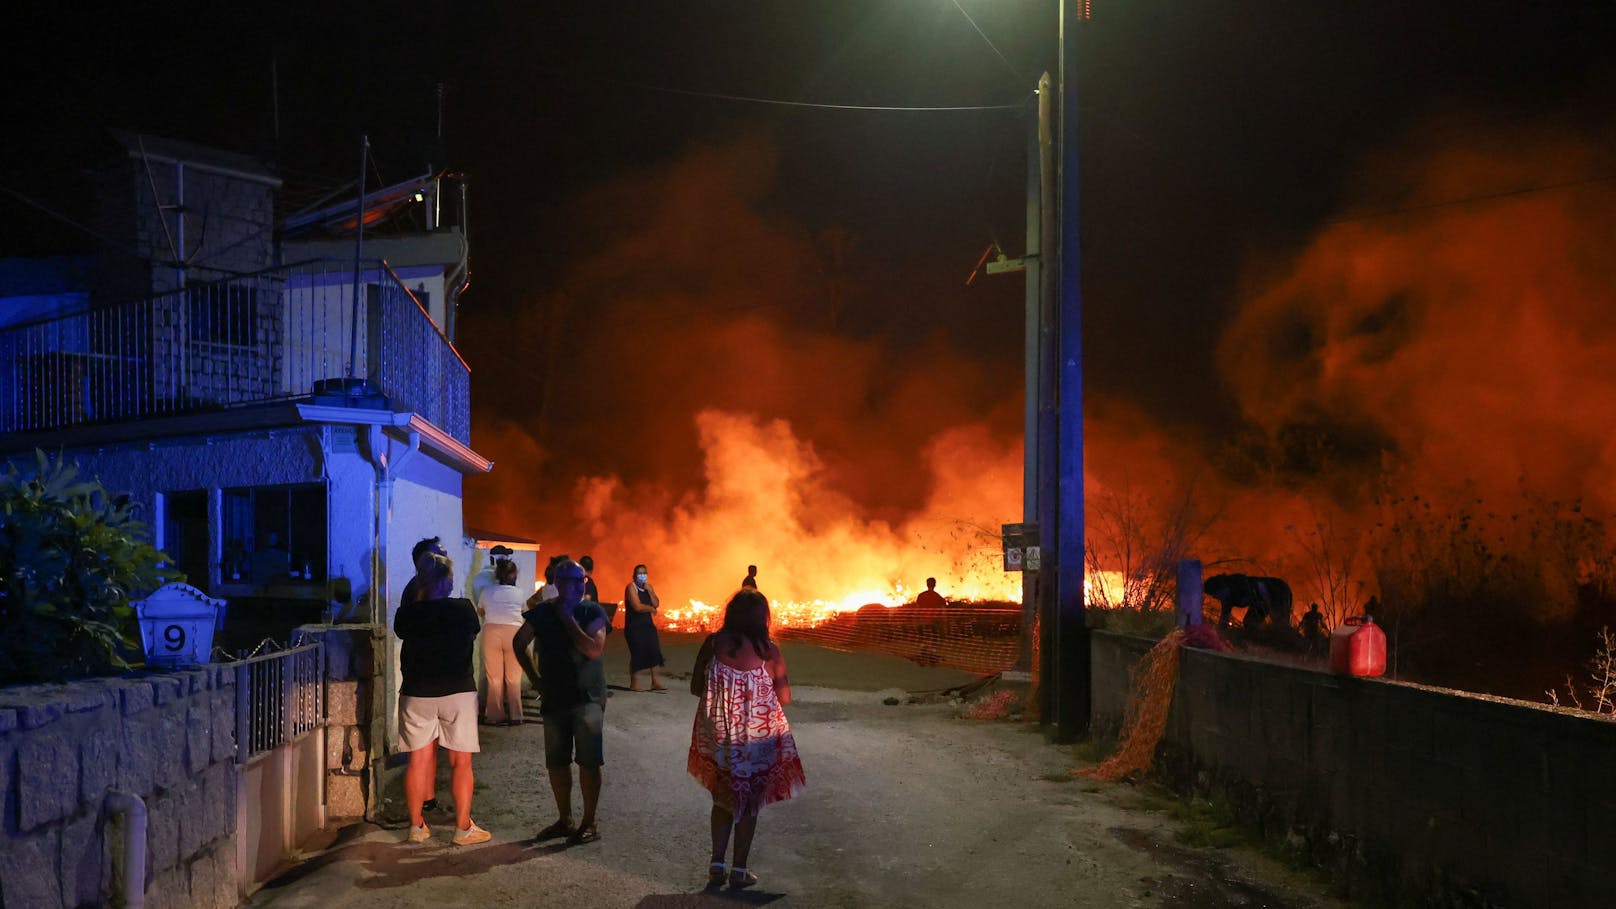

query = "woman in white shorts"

[{"left": 394, "top": 555, "right": 491, "bottom": 845}]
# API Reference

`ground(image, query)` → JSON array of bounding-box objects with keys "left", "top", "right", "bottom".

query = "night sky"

[{"left": 7, "top": 2, "right": 1616, "bottom": 618}]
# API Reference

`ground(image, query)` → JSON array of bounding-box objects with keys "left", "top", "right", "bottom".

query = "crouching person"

[{"left": 394, "top": 554, "right": 491, "bottom": 845}]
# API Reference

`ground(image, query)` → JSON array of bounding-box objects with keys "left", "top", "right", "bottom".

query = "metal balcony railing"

[{"left": 0, "top": 259, "right": 470, "bottom": 443}]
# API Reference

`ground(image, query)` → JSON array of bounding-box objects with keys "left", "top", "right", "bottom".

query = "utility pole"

[{"left": 1049, "top": 0, "right": 1090, "bottom": 740}]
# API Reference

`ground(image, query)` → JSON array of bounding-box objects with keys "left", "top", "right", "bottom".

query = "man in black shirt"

[{"left": 515, "top": 558, "right": 610, "bottom": 844}]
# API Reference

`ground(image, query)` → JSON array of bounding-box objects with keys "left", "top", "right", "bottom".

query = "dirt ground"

[{"left": 248, "top": 634, "right": 1349, "bottom": 909}]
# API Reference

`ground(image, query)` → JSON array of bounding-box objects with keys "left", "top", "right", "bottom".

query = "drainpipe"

[
  {"left": 105, "top": 790, "right": 147, "bottom": 909},
  {"left": 365, "top": 423, "right": 419, "bottom": 816}
]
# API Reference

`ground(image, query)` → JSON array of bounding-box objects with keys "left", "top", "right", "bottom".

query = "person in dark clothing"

[
  {"left": 514, "top": 559, "right": 611, "bottom": 844},
  {"left": 741, "top": 564, "right": 758, "bottom": 590},
  {"left": 399, "top": 535, "right": 448, "bottom": 812},
  {"left": 393, "top": 555, "right": 491, "bottom": 846},
  {"left": 580, "top": 554, "right": 617, "bottom": 633},
  {"left": 399, "top": 536, "right": 448, "bottom": 610},
  {"left": 1300, "top": 602, "right": 1328, "bottom": 656},
  {"left": 623, "top": 562, "right": 667, "bottom": 691}
]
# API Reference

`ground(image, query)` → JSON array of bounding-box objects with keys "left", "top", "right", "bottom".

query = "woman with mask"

[{"left": 623, "top": 563, "right": 667, "bottom": 691}]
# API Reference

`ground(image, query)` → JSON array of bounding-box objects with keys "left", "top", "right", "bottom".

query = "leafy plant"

[{"left": 0, "top": 449, "right": 178, "bottom": 685}]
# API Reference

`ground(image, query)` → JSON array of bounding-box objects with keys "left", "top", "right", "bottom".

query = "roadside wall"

[
  {"left": 1090, "top": 630, "right": 1616, "bottom": 908},
  {"left": 0, "top": 669, "right": 239, "bottom": 908},
  {"left": 295, "top": 624, "right": 385, "bottom": 821}
]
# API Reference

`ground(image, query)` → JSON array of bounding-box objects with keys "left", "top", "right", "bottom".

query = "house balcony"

[{"left": 0, "top": 259, "right": 470, "bottom": 445}]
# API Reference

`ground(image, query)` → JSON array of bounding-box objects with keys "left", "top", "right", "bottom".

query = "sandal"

[
  {"left": 534, "top": 818, "right": 574, "bottom": 840},
  {"left": 567, "top": 824, "right": 601, "bottom": 844},
  {"left": 706, "top": 862, "right": 728, "bottom": 887},
  {"left": 730, "top": 867, "right": 758, "bottom": 888}
]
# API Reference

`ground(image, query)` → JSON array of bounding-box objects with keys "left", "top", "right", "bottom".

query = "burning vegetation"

[{"left": 466, "top": 130, "right": 1616, "bottom": 701}]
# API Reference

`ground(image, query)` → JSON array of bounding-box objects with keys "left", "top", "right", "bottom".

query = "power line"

[
  {"left": 625, "top": 80, "right": 1028, "bottom": 112},
  {"left": 1326, "top": 174, "right": 1616, "bottom": 224},
  {"left": 948, "top": 0, "right": 1030, "bottom": 88}
]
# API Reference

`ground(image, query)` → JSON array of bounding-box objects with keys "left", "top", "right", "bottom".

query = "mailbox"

[{"left": 135, "top": 582, "right": 224, "bottom": 668}]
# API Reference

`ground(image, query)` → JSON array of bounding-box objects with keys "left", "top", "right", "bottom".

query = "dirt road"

[{"left": 249, "top": 636, "right": 1345, "bottom": 908}]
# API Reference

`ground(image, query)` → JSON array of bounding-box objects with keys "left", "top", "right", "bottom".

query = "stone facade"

[
  {"left": 1091, "top": 630, "right": 1616, "bottom": 908},
  {"left": 0, "top": 670, "right": 240, "bottom": 909}
]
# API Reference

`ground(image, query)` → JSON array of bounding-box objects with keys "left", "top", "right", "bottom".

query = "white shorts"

[{"left": 398, "top": 691, "right": 481, "bottom": 753}]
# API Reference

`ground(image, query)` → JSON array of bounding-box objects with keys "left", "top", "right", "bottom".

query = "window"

[
  {"left": 187, "top": 282, "right": 258, "bottom": 346},
  {"left": 161, "top": 490, "right": 211, "bottom": 591},
  {"left": 221, "top": 483, "right": 326, "bottom": 585}
]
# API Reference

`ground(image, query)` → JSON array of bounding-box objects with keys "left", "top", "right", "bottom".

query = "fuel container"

[{"left": 1329, "top": 615, "right": 1386, "bottom": 677}]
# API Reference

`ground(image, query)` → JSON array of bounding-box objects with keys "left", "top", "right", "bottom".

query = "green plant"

[{"left": 0, "top": 450, "right": 178, "bottom": 685}]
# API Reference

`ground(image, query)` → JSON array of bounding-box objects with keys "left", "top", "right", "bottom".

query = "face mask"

[{"left": 634, "top": 573, "right": 648, "bottom": 585}]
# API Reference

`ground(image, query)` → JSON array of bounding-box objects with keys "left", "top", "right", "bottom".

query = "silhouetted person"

[
  {"left": 741, "top": 564, "right": 758, "bottom": 590},
  {"left": 1300, "top": 602, "right": 1327, "bottom": 655},
  {"left": 917, "top": 578, "right": 948, "bottom": 637}
]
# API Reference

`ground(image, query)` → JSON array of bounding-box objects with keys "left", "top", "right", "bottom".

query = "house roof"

[
  {"left": 465, "top": 528, "right": 542, "bottom": 552},
  {"left": 109, "top": 130, "right": 281, "bottom": 186}
]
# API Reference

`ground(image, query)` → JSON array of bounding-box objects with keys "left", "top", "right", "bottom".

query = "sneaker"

[
  {"left": 406, "top": 824, "right": 430, "bottom": 844},
  {"left": 453, "top": 822, "right": 492, "bottom": 846}
]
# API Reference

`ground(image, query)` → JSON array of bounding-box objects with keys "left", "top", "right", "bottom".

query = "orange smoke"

[{"left": 1213, "top": 127, "right": 1616, "bottom": 619}]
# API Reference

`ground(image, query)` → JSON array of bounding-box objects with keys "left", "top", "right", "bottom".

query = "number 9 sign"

[{"left": 135, "top": 583, "right": 224, "bottom": 668}]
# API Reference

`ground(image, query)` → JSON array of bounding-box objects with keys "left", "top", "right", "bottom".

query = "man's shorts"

[
  {"left": 399, "top": 691, "right": 481, "bottom": 753},
  {"left": 542, "top": 702, "right": 604, "bottom": 768}
]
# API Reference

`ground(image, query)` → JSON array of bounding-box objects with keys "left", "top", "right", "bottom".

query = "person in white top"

[{"left": 478, "top": 558, "right": 529, "bottom": 725}]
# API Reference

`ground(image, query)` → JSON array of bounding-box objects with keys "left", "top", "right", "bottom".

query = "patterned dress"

[{"left": 688, "top": 658, "right": 807, "bottom": 817}]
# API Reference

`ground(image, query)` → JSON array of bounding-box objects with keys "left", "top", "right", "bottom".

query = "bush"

[{"left": 0, "top": 450, "right": 177, "bottom": 685}]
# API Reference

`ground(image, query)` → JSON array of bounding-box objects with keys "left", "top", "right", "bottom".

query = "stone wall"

[
  {"left": 0, "top": 669, "right": 239, "bottom": 908},
  {"left": 295, "top": 624, "right": 385, "bottom": 820},
  {"left": 1090, "top": 630, "right": 1616, "bottom": 908}
]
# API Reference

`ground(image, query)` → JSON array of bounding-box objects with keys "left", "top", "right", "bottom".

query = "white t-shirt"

[{"left": 478, "top": 583, "right": 528, "bottom": 627}]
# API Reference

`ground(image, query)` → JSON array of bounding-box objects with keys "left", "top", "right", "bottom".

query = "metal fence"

[
  {"left": 0, "top": 258, "right": 469, "bottom": 443},
  {"left": 233, "top": 640, "right": 324, "bottom": 763}
]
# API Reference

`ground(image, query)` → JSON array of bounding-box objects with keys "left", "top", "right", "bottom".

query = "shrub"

[{"left": 0, "top": 450, "right": 177, "bottom": 685}]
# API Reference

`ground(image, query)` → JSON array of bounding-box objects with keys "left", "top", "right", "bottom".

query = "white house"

[{"left": 0, "top": 132, "right": 494, "bottom": 741}]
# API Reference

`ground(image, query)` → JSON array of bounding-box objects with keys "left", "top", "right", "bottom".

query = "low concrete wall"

[
  {"left": 0, "top": 669, "right": 239, "bottom": 908},
  {"left": 1091, "top": 630, "right": 1616, "bottom": 908}
]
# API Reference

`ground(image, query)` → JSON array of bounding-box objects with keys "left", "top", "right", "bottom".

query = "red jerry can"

[{"left": 1329, "top": 615, "right": 1387, "bottom": 677}]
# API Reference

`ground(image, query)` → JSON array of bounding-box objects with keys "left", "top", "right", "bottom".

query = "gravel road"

[{"left": 249, "top": 635, "right": 1347, "bottom": 909}]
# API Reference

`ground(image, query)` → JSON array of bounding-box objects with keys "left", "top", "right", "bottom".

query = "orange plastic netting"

[{"left": 1080, "top": 628, "right": 1185, "bottom": 781}]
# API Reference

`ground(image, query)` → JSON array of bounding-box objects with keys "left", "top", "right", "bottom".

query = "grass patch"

[{"left": 1169, "top": 797, "right": 1253, "bottom": 850}]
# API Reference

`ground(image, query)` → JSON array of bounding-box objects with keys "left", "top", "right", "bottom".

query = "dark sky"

[{"left": 6, "top": 1, "right": 1616, "bottom": 542}]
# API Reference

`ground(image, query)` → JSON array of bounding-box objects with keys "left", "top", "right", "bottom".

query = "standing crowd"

[{"left": 391, "top": 542, "right": 807, "bottom": 889}]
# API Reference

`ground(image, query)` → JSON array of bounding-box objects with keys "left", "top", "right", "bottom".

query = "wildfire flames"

[{"left": 470, "top": 129, "right": 1616, "bottom": 641}]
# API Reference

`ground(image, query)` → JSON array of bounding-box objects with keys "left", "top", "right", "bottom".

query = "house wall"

[
  {"left": 0, "top": 670, "right": 240, "bottom": 908},
  {"left": 1090, "top": 630, "right": 1616, "bottom": 907}
]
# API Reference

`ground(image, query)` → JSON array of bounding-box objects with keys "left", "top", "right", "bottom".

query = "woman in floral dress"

[{"left": 688, "top": 589, "right": 806, "bottom": 889}]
